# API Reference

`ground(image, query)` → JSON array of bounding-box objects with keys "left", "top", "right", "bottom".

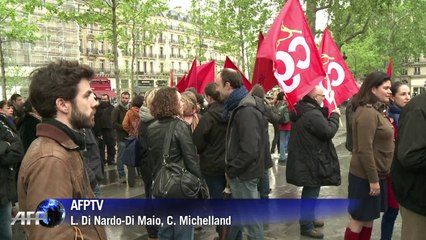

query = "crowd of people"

[{"left": 0, "top": 60, "right": 425, "bottom": 240}]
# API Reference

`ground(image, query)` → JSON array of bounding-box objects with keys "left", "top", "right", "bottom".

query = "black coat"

[
  {"left": 19, "top": 113, "right": 41, "bottom": 152},
  {"left": 111, "top": 104, "right": 128, "bottom": 142},
  {"left": 0, "top": 120, "right": 24, "bottom": 205},
  {"left": 146, "top": 118, "right": 202, "bottom": 180},
  {"left": 391, "top": 91, "right": 426, "bottom": 216},
  {"left": 81, "top": 128, "right": 104, "bottom": 189},
  {"left": 226, "top": 95, "right": 266, "bottom": 180},
  {"left": 286, "top": 98, "right": 341, "bottom": 187},
  {"left": 193, "top": 101, "right": 227, "bottom": 176}
]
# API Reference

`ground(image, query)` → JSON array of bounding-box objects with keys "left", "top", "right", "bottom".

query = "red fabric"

[
  {"left": 176, "top": 73, "right": 187, "bottom": 92},
  {"left": 279, "top": 122, "right": 292, "bottom": 131},
  {"left": 179, "top": 59, "right": 197, "bottom": 92},
  {"left": 252, "top": 32, "right": 277, "bottom": 93},
  {"left": 169, "top": 68, "right": 174, "bottom": 87},
  {"left": 387, "top": 175, "right": 399, "bottom": 208},
  {"left": 319, "top": 28, "right": 359, "bottom": 114},
  {"left": 195, "top": 60, "right": 215, "bottom": 94},
  {"left": 256, "top": 0, "right": 326, "bottom": 107},
  {"left": 359, "top": 226, "right": 372, "bottom": 240},
  {"left": 387, "top": 57, "right": 393, "bottom": 78},
  {"left": 224, "top": 56, "right": 252, "bottom": 91},
  {"left": 344, "top": 227, "right": 360, "bottom": 240}
]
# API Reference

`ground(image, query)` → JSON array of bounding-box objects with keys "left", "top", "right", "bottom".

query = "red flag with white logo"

[
  {"left": 256, "top": 0, "right": 325, "bottom": 107},
  {"left": 252, "top": 32, "right": 277, "bottom": 93},
  {"left": 319, "top": 28, "right": 359, "bottom": 112},
  {"left": 195, "top": 60, "right": 215, "bottom": 94},
  {"left": 224, "top": 56, "right": 252, "bottom": 91}
]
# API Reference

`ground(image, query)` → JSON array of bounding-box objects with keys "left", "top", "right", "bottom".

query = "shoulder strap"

[{"left": 162, "top": 119, "right": 178, "bottom": 164}]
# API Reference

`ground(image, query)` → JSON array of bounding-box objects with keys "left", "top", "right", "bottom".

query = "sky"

[{"left": 168, "top": 0, "right": 191, "bottom": 11}]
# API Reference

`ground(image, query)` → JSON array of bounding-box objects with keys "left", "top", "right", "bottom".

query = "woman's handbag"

[{"left": 152, "top": 120, "right": 203, "bottom": 199}]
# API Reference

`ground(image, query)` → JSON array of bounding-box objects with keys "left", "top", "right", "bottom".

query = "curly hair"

[{"left": 151, "top": 87, "right": 181, "bottom": 119}]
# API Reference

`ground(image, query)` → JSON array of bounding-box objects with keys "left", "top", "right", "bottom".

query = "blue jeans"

[
  {"left": 279, "top": 130, "right": 290, "bottom": 161},
  {"left": 116, "top": 141, "right": 126, "bottom": 178},
  {"left": 229, "top": 177, "right": 264, "bottom": 240},
  {"left": 381, "top": 207, "right": 399, "bottom": 240},
  {"left": 204, "top": 174, "right": 226, "bottom": 199},
  {"left": 92, "top": 184, "right": 101, "bottom": 198},
  {"left": 300, "top": 186, "right": 321, "bottom": 233},
  {"left": 0, "top": 202, "right": 12, "bottom": 240},
  {"left": 158, "top": 225, "right": 194, "bottom": 240},
  {"left": 258, "top": 170, "right": 270, "bottom": 199}
]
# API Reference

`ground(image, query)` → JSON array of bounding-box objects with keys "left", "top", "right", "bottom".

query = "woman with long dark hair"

[{"left": 345, "top": 71, "right": 394, "bottom": 240}]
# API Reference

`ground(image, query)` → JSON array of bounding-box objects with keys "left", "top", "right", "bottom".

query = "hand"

[
  {"left": 332, "top": 108, "right": 341, "bottom": 115},
  {"left": 369, "top": 182, "right": 380, "bottom": 196}
]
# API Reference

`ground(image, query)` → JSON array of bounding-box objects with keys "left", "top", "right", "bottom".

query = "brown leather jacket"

[{"left": 18, "top": 123, "right": 107, "bottom": 240}]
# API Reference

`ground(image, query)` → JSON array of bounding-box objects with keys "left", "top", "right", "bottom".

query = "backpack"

[{"left": 277, "top": 102, "right": 290, "bottom": 124}]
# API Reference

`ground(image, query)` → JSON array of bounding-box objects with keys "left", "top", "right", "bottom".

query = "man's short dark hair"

[
  {"left": 220, "top": 68, "right": 243, "bottom": 89},
  {"left": 132, "top": 96, "right": 144, "bottom": 108},
  {"left": 204, "top": 82, "right": 220, "bottom": 102},
  {"left": 29, "top": 60, "right": 94, "bottom": 118},
  {"left": 121, "top": 91, "right": 130, "bottom": 97},
  {"left": 101, "top": 94, "right": 110, "bottom": 100},
  {"left": 10, "top": 93, "right": 22, "bottom": 102}
]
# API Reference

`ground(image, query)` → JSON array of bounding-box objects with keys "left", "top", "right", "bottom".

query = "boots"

[
  {"left": 344, "top": 227, "right": 360, "bottom": 240},
  {"left": 359, "top": 227, "right": 372, "bottom": 240}
]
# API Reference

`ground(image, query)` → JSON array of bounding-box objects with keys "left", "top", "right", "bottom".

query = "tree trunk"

[
  {"left": 112, "top": 0, "right": 121, "bottom": 97},
  {"left": 305, "top": 0, "right": 317, "bottom": 37},
  {"left": 239, "top": 27, "right": 246, "bottom": 74},
  {"left": 130, "top": 13, "right": 136, "bottom": 96},
  {"left": 0, "top": 37, "right": 7, "bottom": 100}
]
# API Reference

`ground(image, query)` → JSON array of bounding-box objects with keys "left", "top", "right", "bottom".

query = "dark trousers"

[
  {"left": 271, "top": 124, "right": 280, "bottom": 153},
  {"left": 204, "top": 174, "right": 226, "bottom": 199},
  {"left": 381, "top": 207, "right": 399, "bottom": 240},
  {"left": 300, "top": 186, "right": 321, "bottom": 233},
  {"left": 101, "top": 129, "right": 116, "bottom": 163}
]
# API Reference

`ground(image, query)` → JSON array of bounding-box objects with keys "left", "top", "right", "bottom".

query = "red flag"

[
  {"left": 252, "top": 32, "right": 277, "bottom": 93},
  {"left": 195, "top": 60, "right": 215, "bottom": 94},
  {"left": 257, "top": 0, "right": 326, "bottom": 107},
  {"left": 319, "top": 28, "right": 359, "bottom": 112},
  {"left": 387, "top": 57, "right": 393, "bottom": 78},
  {"left": 176, "top": 73, "right": 186, "bottom": 92},
  {"left": 169, "top": 68, "right": 174, "bottom": 87},
  {"left": 224, "top": 56, "right": 252, "bottom": 91},
  {"left": 180, "top": 58, "right": 197, "bottom": 92}
]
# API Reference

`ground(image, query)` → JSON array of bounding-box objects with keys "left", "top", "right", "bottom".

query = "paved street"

[{"left": 13, "top": 111, "right": 402, "bottom": 239}]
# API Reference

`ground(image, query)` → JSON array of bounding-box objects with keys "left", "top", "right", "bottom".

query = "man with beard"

[
  {"left": 111, "top": 91, "right": 130, "bottom": 184},
  {"left": 94, "top": 94, "right": 116, "bottom": 166},
  {"left": 17, "top": 60, "right": 106, "bottom": 239}
]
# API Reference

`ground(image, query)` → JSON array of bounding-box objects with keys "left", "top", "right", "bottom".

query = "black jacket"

[
  {"left": 111, "top": 104, "right": 128, "bottom": 142},
  {"left": 19, "top": 113, "right": 41, "bottom": 152},
  {"left": 81, "top": 128, "right": 104, "bottom": 189},
  {"left": 193, "top": 101, "right": 227, "bottom": 176},
  {"left": 94, "top": 103, "right": 114, "bottom": 137},
  {"left": 226, "top": 94, "right": 266, "bottom": 180},
  {"left": 286, "top": 97, "right": 341, "bottom": 187},
  {"left": 147, "top": 118, "right": 202, "bottom": 179},
  {"left": 391, "top": 92, "right": 426, "bottom": 216},
  {"left": 0, "top": 120, "right": 24, "bottom": 205}
]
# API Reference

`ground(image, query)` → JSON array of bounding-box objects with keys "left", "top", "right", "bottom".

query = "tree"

[
  {"left": 119, "top": 0, "right": 167, "bottom": 94},
  {"left": 0, "top": 0, "right": 42, "bottom": 100}
]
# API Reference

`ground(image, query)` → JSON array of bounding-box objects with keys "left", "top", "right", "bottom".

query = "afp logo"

[{"left": 11, "top": 199, "right": 66, "bottom": 228}]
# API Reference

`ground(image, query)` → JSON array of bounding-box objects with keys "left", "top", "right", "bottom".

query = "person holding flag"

[{"left": 286, "top": 85, "right": 341, "bottom": 239}]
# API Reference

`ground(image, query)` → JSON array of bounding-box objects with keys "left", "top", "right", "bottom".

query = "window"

[
  {"left": 415, "top": 57, "right": 420, "bottom": 62},
  {"left": 414, "top": 67, "right": 421, "bottom": 75},
  {"left": 150, "top": 62, "right": 154, "bottom": 73},
  {"left": 160, "top": 63, "right": 164, "bottom": 73},
  {"left": 144, "top": 62, "right": 147, "bottom": 73},
  {"left": 172, "top": 62, "right": 175, "bottom": 69},
  {"left": 100, "top": 60, "right": 105, "bottom": 72},
  {"left": 125, "top": 60, "right": 129, "bottom": 70},
  {"left": 137, "top": 61, "right": 141, "bottom": 72},
  {"left": 179, "top": 62, "right": 182, "bottom": 71},
  {"left": 160, "top": 47, "right": 164, "bottom": 58},
  {"left": 89, "top": 60, "right": 94, "bottom": 68}
]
